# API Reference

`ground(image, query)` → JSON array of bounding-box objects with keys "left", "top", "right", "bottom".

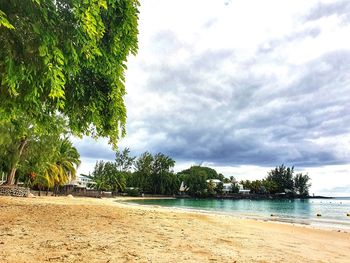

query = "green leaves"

[
  {"left": 294, "top": 173, "right": 311, "bottom": 196},
  {"left": 133, "top": 152, "right": 177, "bottom": 194},
  {"left": 92, "top": 160, "right": 126, "bottom": 192},
  {"left": 0, "top": 113, "right": 72, "bottom": 185},
  {"left": 0, "top": 0, "right": 140, "bottom": 147},
  {"left": 38, "top": 45, "right": 48, "bottom": 57},
  {"left": 0, "top": 10, "right": 14, "bottom": 29},
  {"left": 266, "top": 164, "right": 295, "bottom": 193}
]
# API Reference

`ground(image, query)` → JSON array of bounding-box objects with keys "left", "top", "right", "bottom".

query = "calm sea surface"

[{"left": 126, "top": 197, "right": 350, "bottom": 230}]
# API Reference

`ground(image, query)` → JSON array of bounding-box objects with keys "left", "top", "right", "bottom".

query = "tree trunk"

[
  {"left": 53, "top": 184, "right": 59, "bottom": 196},
  {"left": 6, "top": 168, "right": 17, "bottom": 186},
  {"left": 5, "top": 137, "right": 28, "bottom": 185}
]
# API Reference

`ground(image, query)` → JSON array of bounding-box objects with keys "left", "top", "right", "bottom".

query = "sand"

[{"left": 0, "top": 196, "right": 349, "bottom": 263}]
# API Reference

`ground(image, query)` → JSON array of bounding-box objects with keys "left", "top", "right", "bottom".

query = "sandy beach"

[{"left": 0, "top": 196, "right": 349, "bottom": 263}]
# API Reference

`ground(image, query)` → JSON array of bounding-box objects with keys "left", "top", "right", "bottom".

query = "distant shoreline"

[
  {"left": 217, "top": 195, "right": 334, "bottom": 200},
  {"left": 181, "top": 194, "right": 334, "bottom": 200},
  {"left": 120, "top": 198, "right": 349, "bottom": 232},
  {"left": 123, "top": 196, "right": 350, "bottom": 231}
]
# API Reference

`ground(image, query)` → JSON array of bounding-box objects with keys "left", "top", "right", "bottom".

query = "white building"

[
  {"left": 222, "top": 182, "right": 251, "bottom": 194},
  {"left": 238, "top": 184, "right": 250, "bottom": 194},
  {"left": 67, "top": 174, "right": 95, "bottom": 189},
  {"left": 223, "top": 183, "right": 232, "bottom": 193}
]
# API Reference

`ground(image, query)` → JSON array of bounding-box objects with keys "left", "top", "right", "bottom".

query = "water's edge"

[{"left": 119, "top": 198, "right": 350, "bottom": 232}]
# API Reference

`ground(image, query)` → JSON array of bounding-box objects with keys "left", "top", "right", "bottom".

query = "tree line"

[
  {"left": 88, "top": 149, "right": 229, "bottom": 196},
  {"left": 239, "top": 165, "right": 311, "bottom": 196},
  {"left": 88, "top": 149, "right": 178, "bottom": 195},
  {"left": 88, "top": 149, "right": 312, "bottom": 197}
]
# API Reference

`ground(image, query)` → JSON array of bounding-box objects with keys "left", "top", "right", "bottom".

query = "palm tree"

[
  {"left": 34, "top": 164, "right": 56, "bottom": 196},
  {"left": 47, "top": 138, "right": 80, "bottom": 195}
]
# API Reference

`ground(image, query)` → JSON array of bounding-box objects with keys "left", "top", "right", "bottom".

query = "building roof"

[{"left": 206, "top": 179, "right": 222, "bottom": 183}]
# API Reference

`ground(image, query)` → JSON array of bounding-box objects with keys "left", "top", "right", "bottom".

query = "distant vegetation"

[
  {"left": 177, "top": 166, "right": 225, "bottom": 197},
  {"left": 89, "top": 149, "right": 179, "bottom": 195},
  {"left": 88, "top": 148, "right": 311, "bottom": 198},
  {"left": 240, "top": 165, "right": 311, "bottom": 196}
]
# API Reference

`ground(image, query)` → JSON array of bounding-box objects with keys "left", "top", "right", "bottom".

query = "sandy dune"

[{"left": 0, "top": 196, "right": 349, "bottom": 263}]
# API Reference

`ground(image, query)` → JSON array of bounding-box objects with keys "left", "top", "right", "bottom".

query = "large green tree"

[
  {"left": 179, "top": 169, "right": 207, "bottom": 197},
  {"left": 0, "top": 114, "right": 67, "bottom": 184},
  {"left": 132, "top": 152, "right": 154, "bottom": 191},
  {"left": 131, "top": 152, "right": 178, "bottom": 194},
  {"left": 14, "top": 127, "right": 64, "bottom": 187},
  {"left": 294, "top": 173, "right": 311, "bottom": 196},
  {"left": 0, "top": 0, "right": 139, "bottom": 184},
  {"left": 149, "top": 153, "right": 176, "bottom": 194},
  {"left": 91, "top": 160, "right": 126, "bottom": 193},
  {"left": 178, "top": 166, "right": 224, "bottom": 197},
  {"left": 115, "top": 148, "right": 135, "bottom": 172},
  {"left": 180, "top": 166, "right": 221, "bottom": 180},
  {"left": 266, "top": 165, "right": 294, "bottom": 193}
]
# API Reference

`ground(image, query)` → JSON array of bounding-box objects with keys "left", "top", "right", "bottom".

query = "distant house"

[
  {"left": 238, "top": 184, "right": 250, "bottom": 194},
  {"left": 66, "top": 174, "right": 95, "bottom": 189},
  {"left": 205, "top": 179, "right": 253, "bottom": 195},
  {"left": 222, "top": 182, "right": 250, "bottom": 194},
  {"left": 223, "top": 183, "right": 232, "bottom": 193}
]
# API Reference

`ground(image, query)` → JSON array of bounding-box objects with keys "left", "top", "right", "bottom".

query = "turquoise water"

[{"left": 126, "top": 198, "right": 350, "bottom": 230}]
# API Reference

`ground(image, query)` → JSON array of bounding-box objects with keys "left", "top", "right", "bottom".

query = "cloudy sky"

[{"left": 73, "top": 0, "right": 350, "bottom": 196}]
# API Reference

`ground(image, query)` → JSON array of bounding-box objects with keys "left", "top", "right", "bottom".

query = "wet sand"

[{"left": 0, "top": 196, "right": 349, "bottom": 263}]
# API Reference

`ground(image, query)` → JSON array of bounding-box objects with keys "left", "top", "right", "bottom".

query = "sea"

[{"left": 126, "top": 197, "right": 350, "bottom": 230}]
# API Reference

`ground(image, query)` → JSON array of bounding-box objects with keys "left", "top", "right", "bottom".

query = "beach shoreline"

[
  {"left": 120, "top": 196, "right": 350, "bottom": 232},
  {"left": 1, "top": 196, "right": 349, "bottom": 262}
]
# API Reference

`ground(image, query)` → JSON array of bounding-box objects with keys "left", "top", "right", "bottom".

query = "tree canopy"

[
  {"left": 266, "top": 165, "right": 294, "bottom": 193},
  {"left": 177, "top": 166, "right": 224, "bottom": 197},
  {"left": 91, "top": 151, "right": 179, "bottom": 195},
  {"left": 0, "top": 113, "right": 68, "bottom": 184},
  {"left": 92, "top": 160, "right": 126, "bottom": 193},
  {"left": 294, "top": 173, "right": 311, "bottom": 196},
  {"left": 239, "top": 165, "right": 311, "bottom": 196},
  {"left": 179, "top": 166, "right": 223, "bottom": 180},
  {"left": 130, "top": 152, "right": 177, "bottom": 194},
  {"left": 0, "top": 0, "right": 140, "bottom": 146}
]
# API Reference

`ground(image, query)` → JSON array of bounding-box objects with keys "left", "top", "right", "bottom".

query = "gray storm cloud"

[
  {"left": 75, "top": 0, "right": 350, "bottom": 171},
  {"left": 122, "top": 39, "right": 350, "bottom": 167}
]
